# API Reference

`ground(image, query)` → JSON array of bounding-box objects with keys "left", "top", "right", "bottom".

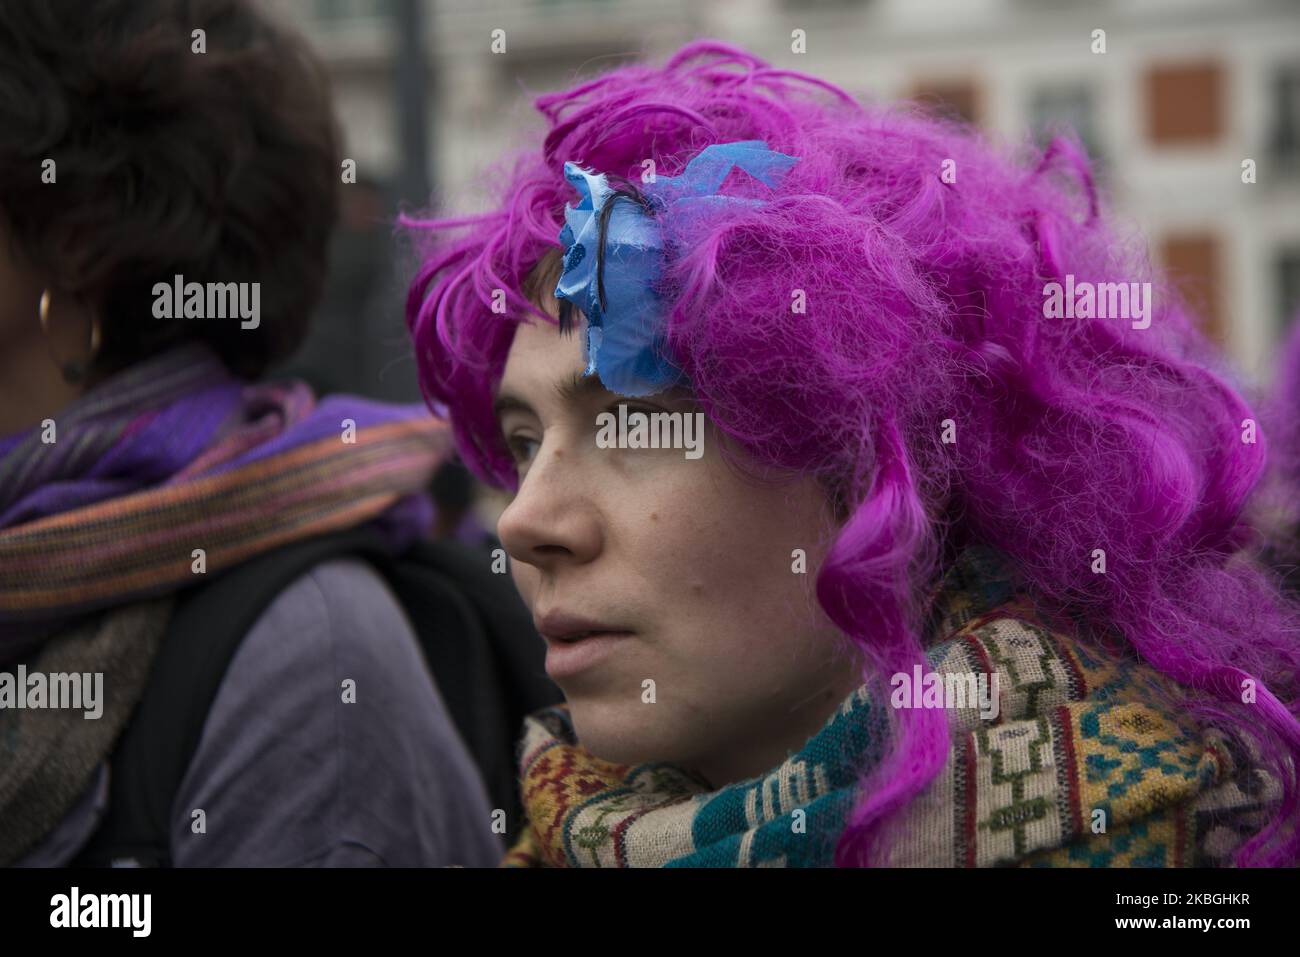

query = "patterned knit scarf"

[
  {"left": 504, "top": 546, "right": 1283, "bottom": 867},
  {"left": 0, "top": 342, "right": 451, "bottom": 861},
  {"left": 0, "top": 597, "right": 173, "bottom": 865}
]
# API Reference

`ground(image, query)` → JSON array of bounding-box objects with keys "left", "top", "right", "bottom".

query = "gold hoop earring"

[{"left": 38, "top": 289, "right": 102, "bottom": 385}]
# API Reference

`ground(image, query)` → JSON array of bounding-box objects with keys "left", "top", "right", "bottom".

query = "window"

[
  {"left": 314, "top": 0, "right": 395, "bottom": 21},
  {"left": 1276, "top": 247, "right": 1300, "bottom": 336},
  {"left": 1145, "top": 61, "right": 1224, "bottom": 146},
  {"left": 1269, "top": 64, "right": 1300, "bottom": 170},
  {"left": 778, "top": 0, "right": 868, "bottom": 7},
  {"left": 1029, "top": 84, "right": 1104, "bottom": 169},
  {"left": 1160, "top": 233, "right": 1224, "bottom": 343},
  {"left": 909, "top": 77, "right": 981, "bottom": 126}
]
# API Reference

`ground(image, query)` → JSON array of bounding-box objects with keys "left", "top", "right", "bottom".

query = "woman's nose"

[{"left": 496, "top": 440, "right": 601, "bottom": 573}]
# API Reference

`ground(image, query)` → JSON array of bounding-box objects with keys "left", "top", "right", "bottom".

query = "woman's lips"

[{"left": 544, "top": 630, "right": 635, "bottom": 680}]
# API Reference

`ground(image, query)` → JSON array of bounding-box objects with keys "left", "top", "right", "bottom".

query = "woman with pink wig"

[{"left": 404, "top": 40, "right": 1299, "bottom": 867}]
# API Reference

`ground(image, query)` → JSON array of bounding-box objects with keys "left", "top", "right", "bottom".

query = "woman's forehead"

[
  {"left": 500, "top": 317, "right": 585, "bottom": 385},
  {"left": 499, "top": 318, "right": 695, "bottom": 405}
]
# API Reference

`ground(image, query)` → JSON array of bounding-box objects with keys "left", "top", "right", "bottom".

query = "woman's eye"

[{"left": 506, "top": 434, "right": 539, "bottom": 466}]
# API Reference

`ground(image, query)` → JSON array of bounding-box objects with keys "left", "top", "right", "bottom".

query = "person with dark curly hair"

[{"left": 0, "top": 0, "right": 503, "bottom": 867}]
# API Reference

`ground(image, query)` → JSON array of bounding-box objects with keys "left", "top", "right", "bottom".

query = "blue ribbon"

[{"left": 553, "top": 140, "right": 799, "bottom": 397}]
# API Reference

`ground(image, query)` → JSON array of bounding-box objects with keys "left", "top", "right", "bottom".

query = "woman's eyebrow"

[
  {"left": 554, "top": 370, "right": 610, "bottom": 404},
  {"left": 493, "top": 371, "right": 611, "bottom": 424},
  {"left": 492, "top": 393, "right": 533, "bottom": 423}
]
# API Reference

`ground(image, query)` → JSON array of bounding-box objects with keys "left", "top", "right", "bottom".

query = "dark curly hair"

[{"left": 0, "top": 0, "right": 340, "bottom": 379}]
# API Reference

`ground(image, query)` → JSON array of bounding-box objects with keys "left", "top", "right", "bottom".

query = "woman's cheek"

[{"left": 510, "top": 562, "right": 540, "bottom": 610}]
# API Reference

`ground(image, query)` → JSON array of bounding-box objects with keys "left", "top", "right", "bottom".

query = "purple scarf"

[{"left": 0, "top": 342, "right": 452, "bottom": 649}]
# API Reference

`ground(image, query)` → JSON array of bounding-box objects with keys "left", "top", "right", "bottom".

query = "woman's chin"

[{"left": 566, "top": 698, "right": 688, "bottom": 769}]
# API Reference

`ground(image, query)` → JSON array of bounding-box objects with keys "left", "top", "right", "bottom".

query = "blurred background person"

[
  {"left": 0, "top": 0, "right": 505, "bottom": 867},
  {"left": 1258, "top": 315, "right": 1300, "bottom": 597}
]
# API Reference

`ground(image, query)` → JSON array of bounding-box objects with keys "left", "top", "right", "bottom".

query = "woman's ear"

[{"left": 0, "top": 219, "right": 39, "bottom": 340}]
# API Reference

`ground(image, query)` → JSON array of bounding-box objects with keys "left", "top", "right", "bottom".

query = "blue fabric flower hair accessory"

[{"left": 553, "top": 139, "right": 800, "bottom": 397}]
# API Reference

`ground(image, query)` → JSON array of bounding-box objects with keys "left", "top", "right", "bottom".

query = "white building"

[{"left": 269, "top": 0, "right": 1300, "bottom": 383}]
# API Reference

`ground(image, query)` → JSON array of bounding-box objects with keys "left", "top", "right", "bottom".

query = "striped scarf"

[
  {"left": 504, "top": 546, "right": 1283, "bottom": 867},
  {"left": 0, "top": 341, "right": 451, "bottom": 651}
]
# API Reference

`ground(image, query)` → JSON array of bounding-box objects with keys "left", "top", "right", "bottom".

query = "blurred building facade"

[{"left": 266, "top": 0, "right": 1300, "bottom": 392}]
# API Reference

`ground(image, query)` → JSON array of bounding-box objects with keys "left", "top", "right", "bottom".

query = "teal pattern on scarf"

[
  {"left": 668, "top": 682, "right": 892, "bottom": 866},
  {"left": 672, "top": 544, "right": 1025, "bottom": 865}
]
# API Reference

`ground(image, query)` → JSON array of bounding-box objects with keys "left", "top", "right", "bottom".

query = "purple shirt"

[{"left": 21, "top": 558, "right": 504, "bottom": 867}]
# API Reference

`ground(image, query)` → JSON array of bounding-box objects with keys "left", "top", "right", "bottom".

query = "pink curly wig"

[{"left": 404, "top": 40, "right": 1300, "bottom": 866}]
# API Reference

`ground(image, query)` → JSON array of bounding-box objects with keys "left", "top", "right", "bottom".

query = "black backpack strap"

[
  {"left": 73, "top": 527, "right": 392, "bottom": 867},
  {"left": 403, "top": 539, "right": 559, "bottom": 718},
  {"left": 378, "top": 540, "right": 561, "bottom": 843}
]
